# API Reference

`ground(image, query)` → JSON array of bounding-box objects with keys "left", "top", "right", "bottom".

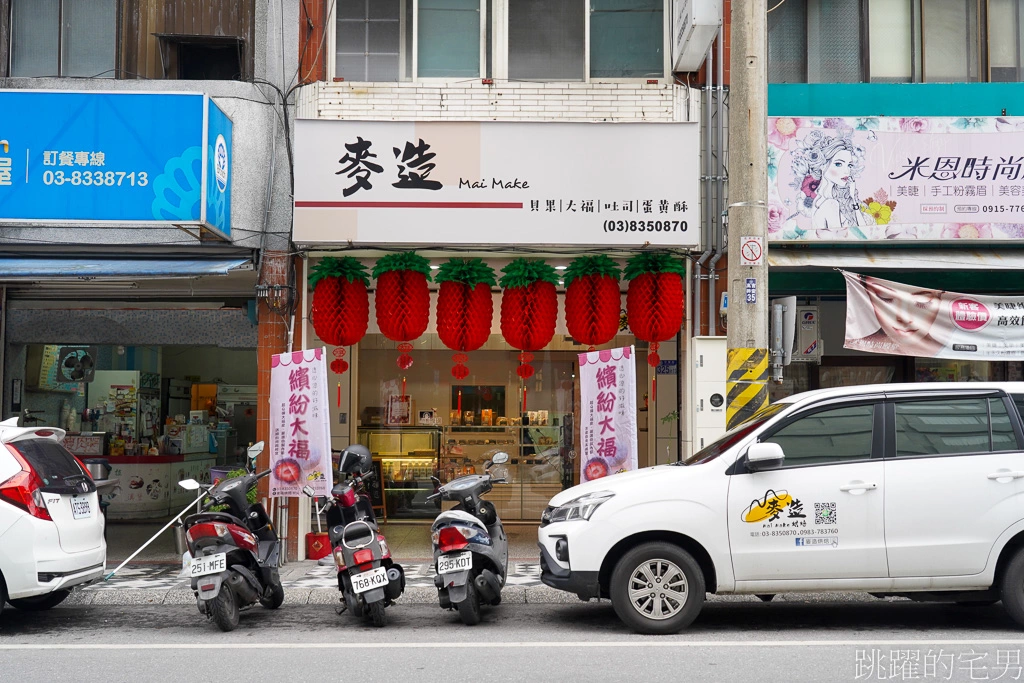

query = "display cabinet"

[{"left": 357, "top": 427, "right": 441, "bottom": 520}]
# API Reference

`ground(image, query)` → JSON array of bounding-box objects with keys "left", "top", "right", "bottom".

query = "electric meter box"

[
  {"left": 691, "top": 336, "right": 727, "bottom": 453},
  {"left": 673, "top": 0, "right": 723, "bottom": 72}
]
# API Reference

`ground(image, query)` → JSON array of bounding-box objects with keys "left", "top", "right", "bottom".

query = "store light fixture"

[{"left": 554, "top": 266, "right": 567, "bottom": 270}]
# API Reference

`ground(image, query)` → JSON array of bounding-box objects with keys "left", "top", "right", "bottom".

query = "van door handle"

[
  {"left": 987, "top": 471, "right": 1024, "bottom": 481},
  {"left": 839, "top": 482, "right": 878, "bottom": 493}
]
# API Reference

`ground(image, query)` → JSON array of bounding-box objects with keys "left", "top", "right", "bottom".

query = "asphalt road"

[{"left": 3, "top": 598, "right": 1024, "bottom": 682}]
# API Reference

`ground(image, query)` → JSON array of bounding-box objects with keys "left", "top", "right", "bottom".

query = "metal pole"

[{"left": 725, "top": 0, "right": 770, "bottom": 430}]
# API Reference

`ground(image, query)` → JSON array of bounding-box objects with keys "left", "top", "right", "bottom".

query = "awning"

[
  {"left": 0, "top": 257, "right": 252, "bottom": 280},
  {"left": 767, "top": 248, "right": 1024, "bottom": 270}
]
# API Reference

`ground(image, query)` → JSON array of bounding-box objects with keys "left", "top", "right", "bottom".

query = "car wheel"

[
  {"left": 8, "top": 590, "right": 71, "bottom": 611},
  {"left": 610, "top": 542, "right": 705, "bottom": 635},
  {"left": 1001, "top": 547, "right": 1024, "bottom": 627},
  {"left": 0, "top": 577, "right": 6, "bottom": 619},
  {"left": 210, "top": 587, "right": 240, "bottom": 632}
]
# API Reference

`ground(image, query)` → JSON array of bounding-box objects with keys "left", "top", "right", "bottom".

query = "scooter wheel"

[
  {"left": 210, "top": 588, "right": 240, "bottom": 632},
  {"left": 368, "top": 601, "right": 387, "bottom": 628},
  {"left": 260, "top": 582, "right": 285, "bottom": 610},
  {"left": 457, "top": 579, "right": 482, "bottom": 626}
]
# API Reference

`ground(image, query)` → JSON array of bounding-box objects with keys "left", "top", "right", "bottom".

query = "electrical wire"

[{"left": 767, "top": 0, "right": 787, "bottom": 13}]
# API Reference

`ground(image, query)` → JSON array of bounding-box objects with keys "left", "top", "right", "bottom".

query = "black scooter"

[{"left": 178, "top": 442, "right": 284, "bottom": 631}]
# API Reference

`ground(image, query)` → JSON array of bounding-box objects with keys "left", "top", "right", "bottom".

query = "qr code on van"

[{"left": 814, "top": 502, "right": 837, "bottom": 525}]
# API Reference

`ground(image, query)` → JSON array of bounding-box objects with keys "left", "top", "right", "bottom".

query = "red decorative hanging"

[
  {"left": 500, "top": 259, "right": 558, "bottom": 381},
  {"left": 330, "top": 348, "right": 349, "bottom": 375},
  {"left": 516, "top": 352, "right": 535, "bottom": 379},
  {"left": 396, "top": 342, "right": 415, "bottom": 370},
  {"left": 624, "top": 253, "right": 686, "bottom": 369},
  {"left": 310, "top": 257, "right": 370, "bottom": 348},
  {"left": 373, "top": 252, "right": 431, "bottom": 369},
  {"left": 563, "top": 255, "right": 621, "bottom": 350},
  {"left": 434, "top": 258, "right": 497, "bottom": 377}
]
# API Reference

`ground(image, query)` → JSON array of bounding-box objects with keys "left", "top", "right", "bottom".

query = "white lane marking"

[{"left": 3, "top": 640, "right": 1024, "bottom": 651}]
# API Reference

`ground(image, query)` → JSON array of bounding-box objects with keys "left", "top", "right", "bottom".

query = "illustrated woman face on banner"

[
  {"left": 791, "top": 131, "right": 873, "bottom": 237},
  {"left": 860, "top": 276, "right": 945, "bottom": 357}
]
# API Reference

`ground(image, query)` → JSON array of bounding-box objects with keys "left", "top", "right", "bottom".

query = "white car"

[
  {"left": 0, "top": 419, "right": 106, "bottom": 616},
  {"left": 540, "top": 382, "right": 1024, "bottom": 634}
]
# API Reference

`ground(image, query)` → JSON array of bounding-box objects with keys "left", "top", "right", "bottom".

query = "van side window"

[
  {"left": 761, "top": 404, "right": 874, "bottom": 467},
  {"left": 894, "top": 398, "right": 1019, "bottom": 457}
]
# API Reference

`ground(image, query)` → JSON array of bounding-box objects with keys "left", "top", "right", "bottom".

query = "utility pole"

[{"left": 725, "top": 0, "right": 769, "bottom": 429}]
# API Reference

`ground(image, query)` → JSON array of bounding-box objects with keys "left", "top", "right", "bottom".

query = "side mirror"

[
  {"left": 746, "top": 442, "right": 785, "bottom": 472},
  {"left": 301, "top": 485, "right": 315, "bottom": 498},
  {"left": 248, "top": 441, "right": 265, "bottom": 458},
  {"left": 179, "top": 479, "right": 201, "bottom": 491},
  {"left": 491, "top": 451, "right": 509, "bottom": 465}
]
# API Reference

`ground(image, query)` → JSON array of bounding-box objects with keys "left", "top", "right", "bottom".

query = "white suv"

[
  {"left": 0, "top": 419, "right": 106, "bottom": 616},
  {"left": 540, "top": 382, "right": 1024, "bottom": 634}
]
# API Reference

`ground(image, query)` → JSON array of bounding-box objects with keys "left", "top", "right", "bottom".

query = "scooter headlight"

[{"left": 548, "top": 491, "right": 615, "bottom": 523}]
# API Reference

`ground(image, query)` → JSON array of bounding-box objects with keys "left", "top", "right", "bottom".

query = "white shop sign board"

[{"left": 293, "top": 120, "right": 700, "bottom": 248}]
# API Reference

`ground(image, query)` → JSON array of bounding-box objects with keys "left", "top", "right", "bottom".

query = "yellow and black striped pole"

[{"left": 726, "top": 348, "right": 769, "bottom": 429}]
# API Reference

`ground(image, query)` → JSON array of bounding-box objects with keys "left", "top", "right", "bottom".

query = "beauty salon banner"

[
  {"left": 269, "top": 348, "right": 332, "bottom": 497},
  {"left": 768, "top": 116, "right": 1024, "bottom": 241},
  {"left": 579, "top": 346, "right": 638, "bottom": 483},
  {"left": 844, "top": 271, "right": 1024, "bottom": 360}
]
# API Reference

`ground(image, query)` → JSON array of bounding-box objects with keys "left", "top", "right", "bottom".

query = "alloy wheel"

[{"left": 627, "top": 559, "right": 688, "bottom": 620}]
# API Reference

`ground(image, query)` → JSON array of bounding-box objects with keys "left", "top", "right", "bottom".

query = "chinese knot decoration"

[
  {"left": 564, "top": 255, "right": 621, "bottom": 351},
  {"left": 434, "top": 258, "right": 497, "bottom": 379},
  {"left": 624, "top": 252, "right": 686, "bottom": 368},
  {"left": 310, "top": 256, "right": 370, "bottom": 373},
  {"left": 372, "top": 252, "right": 432, "bottom": 370},
  {"left": 500, "top": 258, "right": 558, "bottom": 380}
]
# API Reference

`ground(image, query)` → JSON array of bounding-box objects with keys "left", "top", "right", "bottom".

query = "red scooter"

[{"left": 304, "top": 444, "right": 404, "bottom": 627}]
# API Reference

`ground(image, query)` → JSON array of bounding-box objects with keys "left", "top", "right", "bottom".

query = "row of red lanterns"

[{"left": 309, "top": 252, "right": 686, "bottom": 376}]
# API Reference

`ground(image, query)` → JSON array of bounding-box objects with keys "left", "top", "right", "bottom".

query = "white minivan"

[
  {"left": 540, "top": 382, "right": 1024, "bottom": 634},
  {"left": 0, "top": 420, "right": 106, "bottom": 617}
]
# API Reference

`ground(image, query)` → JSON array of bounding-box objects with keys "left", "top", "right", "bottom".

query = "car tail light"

[
  {"left": 436, "top": 526, "right": 471, "bottom": 553},
  {"left": 186, "top": 522, "right": 230, "bottom": 544},
  {"left": 353, "top": 548, "right": 374, "bottom": 566},
  {"left": 228, "top": 526, "right": 258, "bottom": 553},
  {"left": 0, "top": 446, "right": 52, "bottom": 521},
  {"left": 335, "top": 488, "right": 357, "bottom": 507}
]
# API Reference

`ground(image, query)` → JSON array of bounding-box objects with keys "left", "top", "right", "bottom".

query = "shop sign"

[
  {"left": 768, "top": 116, "right": 1024, "bottom": 242},
  {"left": 0, "top": 91, "right": 232, "bottom": 239},
  {"left": 293, "top": 120, "right": 699, "bottom": 247},
  {"left": 579, "top": 346, "right": 638, "bottom": 483},
  {"left": 844, "top": 270, "right": 1024, "bottom": 360},
  {"left": 269, "top": 348, "right": 332, "bottom": 497}
]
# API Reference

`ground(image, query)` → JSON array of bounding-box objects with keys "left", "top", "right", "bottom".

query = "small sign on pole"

[{"left": 739, "top": 236, "right": 764, "bottom": 266}]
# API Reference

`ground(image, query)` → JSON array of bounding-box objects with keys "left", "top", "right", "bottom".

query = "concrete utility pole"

[{"left": 725, "top": 0, "right": 769, "bottom": 429}]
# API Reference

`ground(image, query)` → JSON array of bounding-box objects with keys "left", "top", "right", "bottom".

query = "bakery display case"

[{"left": 357, "top": 427, "right": 441, "bottom": 520}]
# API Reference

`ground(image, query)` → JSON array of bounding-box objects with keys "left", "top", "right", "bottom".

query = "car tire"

[
  {"left": 0, "top": 576, "right": 6, "bottom": 619},
  {"left": 1001, "top": 547, "right": 1024, "bottom": 627},
  {"left": 610, "top": 542, "right": 705, "bottom": 635},
  {"left": 957, "top": 599, "right": 999, "bottom": 607},
  {"left": 210, "top": 587, "right": 240, "bottom": 632},
  {"left": 8, "top": 590, "right": 71, "bottom": 611}
]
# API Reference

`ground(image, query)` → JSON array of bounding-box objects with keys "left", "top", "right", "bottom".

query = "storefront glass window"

[{"left": 914, "top": 360, "right": 993, "bottom": 383}]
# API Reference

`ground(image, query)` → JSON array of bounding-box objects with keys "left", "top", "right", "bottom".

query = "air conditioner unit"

[{"left": 673, "top": 0, "right": 723, "bottom": 72}]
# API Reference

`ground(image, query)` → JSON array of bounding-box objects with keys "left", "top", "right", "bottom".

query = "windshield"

[{"left": 679, "top": 402, "right": 788, "bottom": 466}]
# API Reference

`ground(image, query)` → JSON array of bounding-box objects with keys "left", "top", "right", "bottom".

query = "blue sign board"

[{"left": 0, "top": 91, "right": 232, "bottom": 239}]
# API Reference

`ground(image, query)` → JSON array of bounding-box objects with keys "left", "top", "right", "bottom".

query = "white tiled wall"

[{"left": 295, "top": 80, "right": 698, "bottom": 123}]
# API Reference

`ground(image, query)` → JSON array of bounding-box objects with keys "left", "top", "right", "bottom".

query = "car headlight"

[{"left": 548, "top": 491, "right": 615, "bottom": 522}]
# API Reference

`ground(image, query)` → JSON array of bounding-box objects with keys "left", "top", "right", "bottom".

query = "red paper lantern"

[
  {"left": 624, "top": 253, "right": 686, "bottom": 367},
  {"left": 563, "top": 255, "right": 621, "bottom": 350},
  {"left": 434, "top": 259, "right": 497, "bottom": 377},
  {"left": 500, "top": 259, "right": 558, "bottom": 379},
  {"left": 310, "top": 257, "right": 370, "bottom": 353},
  {"left": 373, "top": 253, "right": 432, "bottom": 369}
]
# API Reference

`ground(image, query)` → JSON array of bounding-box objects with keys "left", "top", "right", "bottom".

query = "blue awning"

[{"left": 0, "top": 257, "right": 251, "bottom": 279}]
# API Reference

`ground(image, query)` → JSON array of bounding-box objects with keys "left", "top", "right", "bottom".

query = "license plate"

[
  {"left": 70, "top": 497, "right": 92, "bottom": 520},
  {"left": 351, "top": 566, "right": 388, "bottom": 594},
  {"left": 437, "top": 551, "right": 472, "bottom": 575},
  {"left": 190, "top": 552, "right": 227, "bottom": 578}
]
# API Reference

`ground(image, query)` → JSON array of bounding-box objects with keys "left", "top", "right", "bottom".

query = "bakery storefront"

[
  {"left": 292, "top": 118, "right": 699, "bottom": 523},
  {"left": 765, "top": 115, "right": 1024, "bottom": 399}
]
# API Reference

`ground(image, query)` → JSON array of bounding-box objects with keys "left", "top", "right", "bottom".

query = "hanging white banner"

[
  {"left": 844, "top": 270, "right": 1024, "bottom": 360},
  {"left": 269, "top": 348, "right": 332, "bottom": 497},
  {"left": 579, "top": 346, "right": 638, "bottom": 483}
]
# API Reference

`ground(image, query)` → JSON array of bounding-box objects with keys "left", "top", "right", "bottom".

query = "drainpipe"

[
  {"left": 706, "top": 30, "right": 724, "bottom": 336},
  {"left": 715, "top": 25, "right": 726, "bottom": 329},
  {"left": 694, "top": 44, "right": 715, "bottom": 335}
]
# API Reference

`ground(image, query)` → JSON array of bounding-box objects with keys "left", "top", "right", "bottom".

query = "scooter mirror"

[
  {"left": 179, "top": 479, "right": 201, "bottom": 491},
  {"left": 301, "top": 485, "right": 316, "bottom": 498},
  {"left": 490, "top": 451, "right": 510, "bottom": 465},
  {"left": 248, "top": 441, "right": 266, "bottom": 459}
]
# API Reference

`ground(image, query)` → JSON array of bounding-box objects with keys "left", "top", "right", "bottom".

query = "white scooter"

[{"left": 427, "top": 451, "right": 509, "bottom": 625}]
